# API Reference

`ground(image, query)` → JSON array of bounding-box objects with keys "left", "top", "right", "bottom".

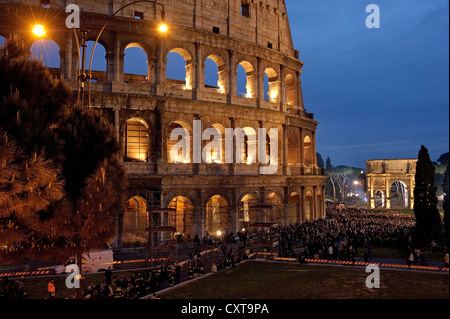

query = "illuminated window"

[
  {"left": 124, "top": 120, "right": 149, "bottom": 162},
  {"left": 304, "top": 136, "right": 313, "bottom": 166}
]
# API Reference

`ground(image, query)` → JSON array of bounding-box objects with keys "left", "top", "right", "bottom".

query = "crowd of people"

[
  {"left": 1, "top": 207, "right": 447, "bottom": 299},
  {"left": 267, "top": 207, "right": 431, "bottom": 264}
]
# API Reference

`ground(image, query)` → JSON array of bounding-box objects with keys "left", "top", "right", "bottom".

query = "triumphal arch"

[
  {"left": 0, "top": 0, "right": 326, "bottom": 248},
  {"left": 366, "top": 159, "right": 417, "bottom": 210}
]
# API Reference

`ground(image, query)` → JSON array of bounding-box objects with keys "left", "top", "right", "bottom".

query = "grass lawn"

[{"left": 159, "top": 261, "right": 449, "bottom": 299}]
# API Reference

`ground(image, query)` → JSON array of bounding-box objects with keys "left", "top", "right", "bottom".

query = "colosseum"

[{"left": 0, "top": 0, "right": 326, "bottom": 249}]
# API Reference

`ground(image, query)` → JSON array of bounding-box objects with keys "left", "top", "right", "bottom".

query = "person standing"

[
  {"left": 407, "top": 251, "right": 414, "bottom": 268},
  {"left": 47, "top": 279, "right": 56, "bottom": 299},
  {"left": 443, "top": 249, "right": 449, "bottom": 268},
  {"left": 105, "top": 266, "right": 112, "bottom": 285}
]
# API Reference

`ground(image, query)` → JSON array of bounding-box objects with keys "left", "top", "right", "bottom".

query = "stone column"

[
  {"left": 409, "top": 176, "right": 415, "bottom": 209},
  {"left": 283, "top": 186, "right": 289, "bottom": 226},
  {"left": 300, "top": 186, "right": 306, "bottom": 222},
  {"left": 312, "top": 131, "right": 317, "bottom": 169},
  {"left": 228, "top": 50, "right": 236, "bottom": 104},
  {"left": 256, "top": 57, "right": 263, "bottom": 108},
  {"left": 64, "top": 36, "right": 73, "bottom": 81},
  {"left": 106, "top": 33, "right": 119, "bottom": 83},
  {"left": 297, "top": 71, "right": 305, "bottom": 111},
  {"left": 280, "top": 65, "right": 286, "bottom": 110},
  {"left": 385, "top": 179, "right": 391, "bottom": 209},
  {"left": 299, "top": 127, "right": 304, "bottom": 172},
  {"left": 193, "top": 42, "right": 202, "bottom": 99},
  {"left": 313, "top": 186, "right": 317, "bottom": 220},
  {"left": 283, "top": 125, "right": 289, "bottom": 176}
]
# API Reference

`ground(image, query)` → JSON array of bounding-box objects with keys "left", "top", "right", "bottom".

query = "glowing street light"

[
  {"left": 159, "top": 23, "right": 168, "bottom": 33},
  {"left": 32, "top": 24, "right": 46, "bottom": 37}
]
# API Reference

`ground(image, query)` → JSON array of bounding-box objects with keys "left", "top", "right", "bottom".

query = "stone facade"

[
  {"left": 0, "top": 0, "right": 326, "bottom": 248},
  {"left": 366, "top": 159, "right": 417, "bottom": 210}
]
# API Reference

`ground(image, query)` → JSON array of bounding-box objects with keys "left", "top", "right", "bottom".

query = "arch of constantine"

[
  {"left": 366, "top": 159, "right": 417, "bottom": 210},
  {"left": 0, "top": 0, "right": 326, "bottom": 248}
]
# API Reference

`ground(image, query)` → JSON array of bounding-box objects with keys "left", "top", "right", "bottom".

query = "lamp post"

[{"left": 33, "top": 0, "right": 168, "bottom": 107}]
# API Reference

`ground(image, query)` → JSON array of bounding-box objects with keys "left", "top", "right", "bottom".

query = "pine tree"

[
  {"left": 326, "top": 157, "right": 333, "bottom": 171},
  {"left": 414, "top": 145, "right": 442, "bottom": 246},
  {"left": 0, "top": 36, "right": 127, "bottom": 288},
  {"left": 0, "top": 132, "right": 66, "bottom": 264}
]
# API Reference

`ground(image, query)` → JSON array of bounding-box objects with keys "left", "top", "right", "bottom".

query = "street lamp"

[{"left": 32, "top": 24, "right": 46, "bottom": 37}]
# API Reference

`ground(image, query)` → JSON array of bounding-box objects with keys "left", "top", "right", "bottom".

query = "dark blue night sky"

[
  {"left": 286, "top": 0, "right": 449, "bottom": 168},
  {"left": 2, "top": 0, "right": 448, "bottom": 169}
]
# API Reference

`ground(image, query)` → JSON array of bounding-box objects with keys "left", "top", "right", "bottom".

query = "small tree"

[{"left": 414, "top": 145, "right": 442, "bottom": 246}]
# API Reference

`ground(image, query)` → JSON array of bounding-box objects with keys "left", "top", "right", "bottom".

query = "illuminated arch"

[
  {"left": 123, "top": 119, "right": 150, "bottom": 162},
  {"left": 122, "top": 196, "right": 148, "bottom": 247},
  {"left": 237, "top": 60, "right": 256, "bottom": 98},
  {"left": 303, "top": 135, "right": 313, "bottom": 166},
  {"left": 166, "top": 47, "right": 193, "bottom": 90},
  {"left": 124, "top": 43, "right": 150, "bottom": 82},
  {"left": 168, "top": 196, "right": 194, "bottom": 237},
  {"left": 206, "top": 195, "right": 229, "bottom": 235},
  {"left": 166, "top": 120, "right": 192, "bottom": 163}
]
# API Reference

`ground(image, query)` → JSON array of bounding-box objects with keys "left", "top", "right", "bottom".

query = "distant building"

[{"left": 365, "top": 159, "right": 417, "bottom": 210}]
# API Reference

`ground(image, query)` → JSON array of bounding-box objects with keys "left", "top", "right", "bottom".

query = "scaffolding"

[
  {"left": 146, "top": 191, "right": 178, "bottom": 265},
  {"left": 246, "top": 192, "right": 279, "bottom": 255}
]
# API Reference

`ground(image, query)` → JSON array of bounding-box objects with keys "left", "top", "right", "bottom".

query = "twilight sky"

[
  {"left": 2, "top": 0, "right": 448, "bottom": 169},
  {"left": 285, "top": 0, "right": 449, "bottom": 168}
]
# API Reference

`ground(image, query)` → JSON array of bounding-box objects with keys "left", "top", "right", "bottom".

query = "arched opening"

[
  {"left": 288, "top": 132, "right": 300, "bottom": 166},
  {"left": 285, "top": 74, "right": 297, "bottom": 106},
  {"left": 206, "top": 195, "right": 229, "bottom": 235},
  {"left": 0, "top": 35, "right": 6, "bottom": 47},
  {"left": 304, "top": 191, "right": 313, "bottom": 221},
  {"left": 83, "top": 41, "right": 107, "bottom": 83},
  {"left": 205, "top": 58, "right": 219, "bottom": 89},
  {"left": 390, "top": 181, "right": 409, "bottom": 208},
  {"left": 203, "top": 124, "right": 225, "bottom": 164},
  {"left": 166, "top": 121, "right": 192, "bottom": 164},
  {"left": 124, "top": 43, "right": 149, "bottom": 83},
  {"left": 264, "top": 68, "right": 279, "bottom": 103},
  {"left": 375, "top": 190, "right": 385, "bottom": 208},
  {"left": 30, "top": 39, "right": 60, "bottom": 69},
  {"left": 168, "top": 196, "right": 194, "bottom": 239},
  {"left": 166, "top": 48, "right": 192, "bottom": 90},
  {"left": 266, "top": 192, "right": 282, "bottom": 225},
  {"left": 122, "top": 196, "right": 148, "bottom": 247},
  {"left": 239, "top": 193, "right": 256, "bottom": 231},
  {"left": 288, "top": 192, "right": 300, "bottom": 225},
  {"left": 123, "top": 119, "right": 150, "bottom": 162},
  {"left": 304, "top": 136, "right": 313, "bottom": 166},
  {"left": 237, "top": 61, "right": 256, "bottom": 98},
  {"left": 205, "top": 55, "right": 227, "bottom": 93}
]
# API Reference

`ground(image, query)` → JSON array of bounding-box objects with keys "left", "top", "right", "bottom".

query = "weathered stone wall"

[{"left": 0, "top": 0, "right": 326, "bottom": 246}]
